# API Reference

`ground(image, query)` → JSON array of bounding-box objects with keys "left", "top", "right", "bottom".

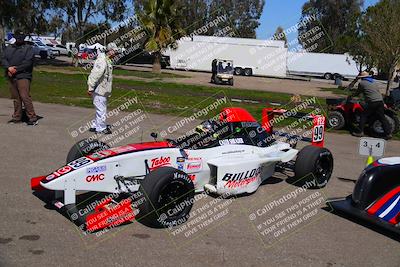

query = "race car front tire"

[
  {"left": 294, "top": 145, "right": 333, "bottom": 189},
  {"left": 66, "top": 138, "right": 110, "bottom": 163},
  {"left": 136, "top": 167, "right": 195, "bottom": 228}
]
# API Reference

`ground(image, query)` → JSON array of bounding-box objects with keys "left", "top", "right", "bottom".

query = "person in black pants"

[
  {"left": 211, "top": 59, "right": 217, "bottom": 83},
  {"left": 352, "top": 71, "right": 392, "bottom": 139},
  {"left": 1, "top": 30, "right": 38, "bottom": 125}
]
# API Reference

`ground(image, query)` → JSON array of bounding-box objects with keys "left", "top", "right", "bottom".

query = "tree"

[
  {"left": 52, "top": 0, "right": 126, "bottom": 43},
  {"left": 208, "top": 0, "right": 265, "bottom": 38},
  {"left": 0, "top": 0, "right": 15, "bottom": 54},
  {"left": 48, "top": 16, "right": 65, "bottom": 38},
  {"left": 298, "top": 0, "right": 364, "bottom": 53},
  {"left": 273, "top": 26, "right": 287, "bottom": 47},
  {"left": 137, "top": 0, "right": 185, "bottom": 73},
  {"left": 135, "top": 0, "right": 265, "bottom": 38},
  {"left": 0, "top": 0, "right": 53, "bottom": 54},
  {"left": 360, "top": 0, "right": 400, "bottom": 94}
]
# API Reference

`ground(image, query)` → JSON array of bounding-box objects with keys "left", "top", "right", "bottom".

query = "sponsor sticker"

[
  {"left": 222, "top": 167, "right": 262, "bottom": 188},
  {"left": 45, "top": 174, "right": 56, "bottom": 181},
  {"left": 68, "top": 157, "right": 94, "bottom": 169},
  {"left": 188, "top": 174, "right": 196, "bottom": 181},
  {"left": 56, "top": 165, "right": 73, "bottom": 175},
  {"left": 177, "top": 157, "right": 185, "bottom": 171},
  {"left": 86, "top": 173, "right": 105, "bottom": 182},
  {"left": 186, "top": 161, "right": 202, "bottom": 171},
  {"left": 219, "top": 138, "right": 244, "bottom": 146},
  {"left": 88, "top": 150, "right": 115, "bottom": 160},
  {"left": 150, "top": 156, "right": 171, "bottom": 171},
  {"left": 87, "top": 165, "right": 107, "bottom": 174},
  {"left": 110, "top": 145, "right": 137, "bottom": 154}
]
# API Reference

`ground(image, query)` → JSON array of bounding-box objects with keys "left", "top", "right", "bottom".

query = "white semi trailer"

[
  {"left": 167, "top": 35, "right": 288, "bottom": 77},
  {"left": 166, "top": 35, "right": 361, "bottom": 80},
  {"left": 287, "top": 51, "right": 360, "bottom": 80}
]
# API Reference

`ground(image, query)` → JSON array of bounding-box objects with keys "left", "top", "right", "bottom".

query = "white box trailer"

[
  {"left": 167, "top": 36, "right": 288, "bottom": 77},
  {"left": 287, "top": 51, "right": 360, "bottom": 80}
]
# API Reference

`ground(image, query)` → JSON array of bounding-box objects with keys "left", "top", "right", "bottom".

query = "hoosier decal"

[{"left": 222, "top": 167, "right": 262, "bottom": 188}]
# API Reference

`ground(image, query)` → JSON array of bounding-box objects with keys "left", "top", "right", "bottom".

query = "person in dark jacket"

[
  {"left": 1, "top": 30, "right": 37, "bottom": 125},
  {"left": 351, "top": 71, "right": 392, "bottom": 139}
]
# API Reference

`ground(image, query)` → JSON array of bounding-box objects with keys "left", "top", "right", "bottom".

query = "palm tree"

[{"left": 138, "top": 0, "right": 185, "bottom": 73}]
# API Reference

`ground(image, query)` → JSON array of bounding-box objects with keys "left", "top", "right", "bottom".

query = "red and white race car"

[{"left": 31, "top": 107, "right": 333, "bottom": 232}]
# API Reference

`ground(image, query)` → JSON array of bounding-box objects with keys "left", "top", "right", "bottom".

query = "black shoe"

[
  {"left": 351, "top": 131, "right": 364, "bottom": 137},
  {"left": 26, "top": 120, "right": 38, "bottom": 126},
  {"left": 98, "top": 128, "right": 112, "bottom": 135},
  {"left": 27, "top": 120, "right": 38, "bottom": 126},
  {"left": 89, "top": 127, "right": 96, "bottom": 133},
  {"left": 7, "top": 119, "right": 22, "bottom": 124}
]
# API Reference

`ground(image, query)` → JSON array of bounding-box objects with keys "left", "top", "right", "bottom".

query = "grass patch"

[
  {"left": 36, "top": 65, "right": 188, "bottom": 79},
  {"left": 0, "top": 70, "right": 322, "bottom": 119},
  {"left": 1, "top": 70, "right": 398, "bottom": 139},
  {"left": 319, "top": 86, "right": 349, "bottom": 96}
]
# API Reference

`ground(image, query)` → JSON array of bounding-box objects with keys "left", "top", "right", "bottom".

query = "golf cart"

[{"left": 211, "top": 59, "right": 234, "bottom": 86}]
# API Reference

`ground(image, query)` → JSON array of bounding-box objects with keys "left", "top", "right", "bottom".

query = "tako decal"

[
  {"left": 87, "top": 165, "right": 107, "bottom": 174},
  {"left": 222, "top": 167, "right": 262, "bottom": 188},
  {"left": 86, "top": 173, "right": 105, "bottom": 182},
  {"left": 150, "top": 156, "right": 171, "bottom": 171},
  {"left": 68, "top": 157, "right": 93, "bottom": 170},
  {"left": 219, "top": 138, "right": 244, "bottom": 146}
]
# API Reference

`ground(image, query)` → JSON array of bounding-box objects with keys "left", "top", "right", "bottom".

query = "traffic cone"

[{"left": 366, "top": 155, "right": 374, "bottom": 166}]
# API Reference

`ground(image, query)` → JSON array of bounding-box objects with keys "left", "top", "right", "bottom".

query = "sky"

[{"left": 256, "top": 0, "right": 380, "bottom": 40}]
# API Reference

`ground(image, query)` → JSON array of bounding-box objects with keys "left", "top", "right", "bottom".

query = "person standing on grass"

[
  {"left": 87, "top": 43, "right": 118, "bottom": 134},
  {"left": 1, "top": 30, "right": 38, "bottom": 125}
]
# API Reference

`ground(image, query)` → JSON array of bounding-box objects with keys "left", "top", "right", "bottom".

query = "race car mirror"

[
  {"left": 150, "top": 132, "right": 158, "bottom": 140},
  {"left": 359, "top": 137, "right": 386, "bottom": 157}
]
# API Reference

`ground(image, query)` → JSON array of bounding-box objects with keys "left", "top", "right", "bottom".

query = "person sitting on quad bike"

[{"left": 350, "top": 71, "right": 392, "bottom": 139}]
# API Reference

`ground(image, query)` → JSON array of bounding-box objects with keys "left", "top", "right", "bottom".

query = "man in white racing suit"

[{"left": 87, "top": 43, "right": 117, "bottom": 134}]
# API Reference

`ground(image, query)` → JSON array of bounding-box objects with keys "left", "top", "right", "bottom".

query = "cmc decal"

[{"left": 86, "top": 174, "right": 105, "bottom": 182}]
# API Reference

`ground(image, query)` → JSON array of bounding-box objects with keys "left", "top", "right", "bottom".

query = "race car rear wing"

[{"left": 262, "top": 108, "right": 326, "bottom": 147}]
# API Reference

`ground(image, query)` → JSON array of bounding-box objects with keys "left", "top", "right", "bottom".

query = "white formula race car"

[{"left": 31, "top": 107, "right": 333, "bottom": 232}]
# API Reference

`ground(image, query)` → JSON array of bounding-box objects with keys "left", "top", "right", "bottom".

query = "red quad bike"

[{"left": 326, "top": 97, "right": 400, "bottom": 137}]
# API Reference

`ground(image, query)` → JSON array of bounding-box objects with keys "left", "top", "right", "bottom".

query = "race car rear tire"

[
  {"left": 294, "top": 145, "right": 333, "bottom": 189},
  {"left": 66, "top": 139, "right": 110, "bottom": 163},
  {"left": 136, "top": 167, "right": 195, "bottom": 228}
]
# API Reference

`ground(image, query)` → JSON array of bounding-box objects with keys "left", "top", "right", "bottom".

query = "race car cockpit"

[{"left": 172, "top": 109, "right": 275, "bottom": 149}]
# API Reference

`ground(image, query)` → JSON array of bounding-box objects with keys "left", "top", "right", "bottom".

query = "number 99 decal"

[{"left": 313, "top": 125, "right": 325, "bottom": 143}]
